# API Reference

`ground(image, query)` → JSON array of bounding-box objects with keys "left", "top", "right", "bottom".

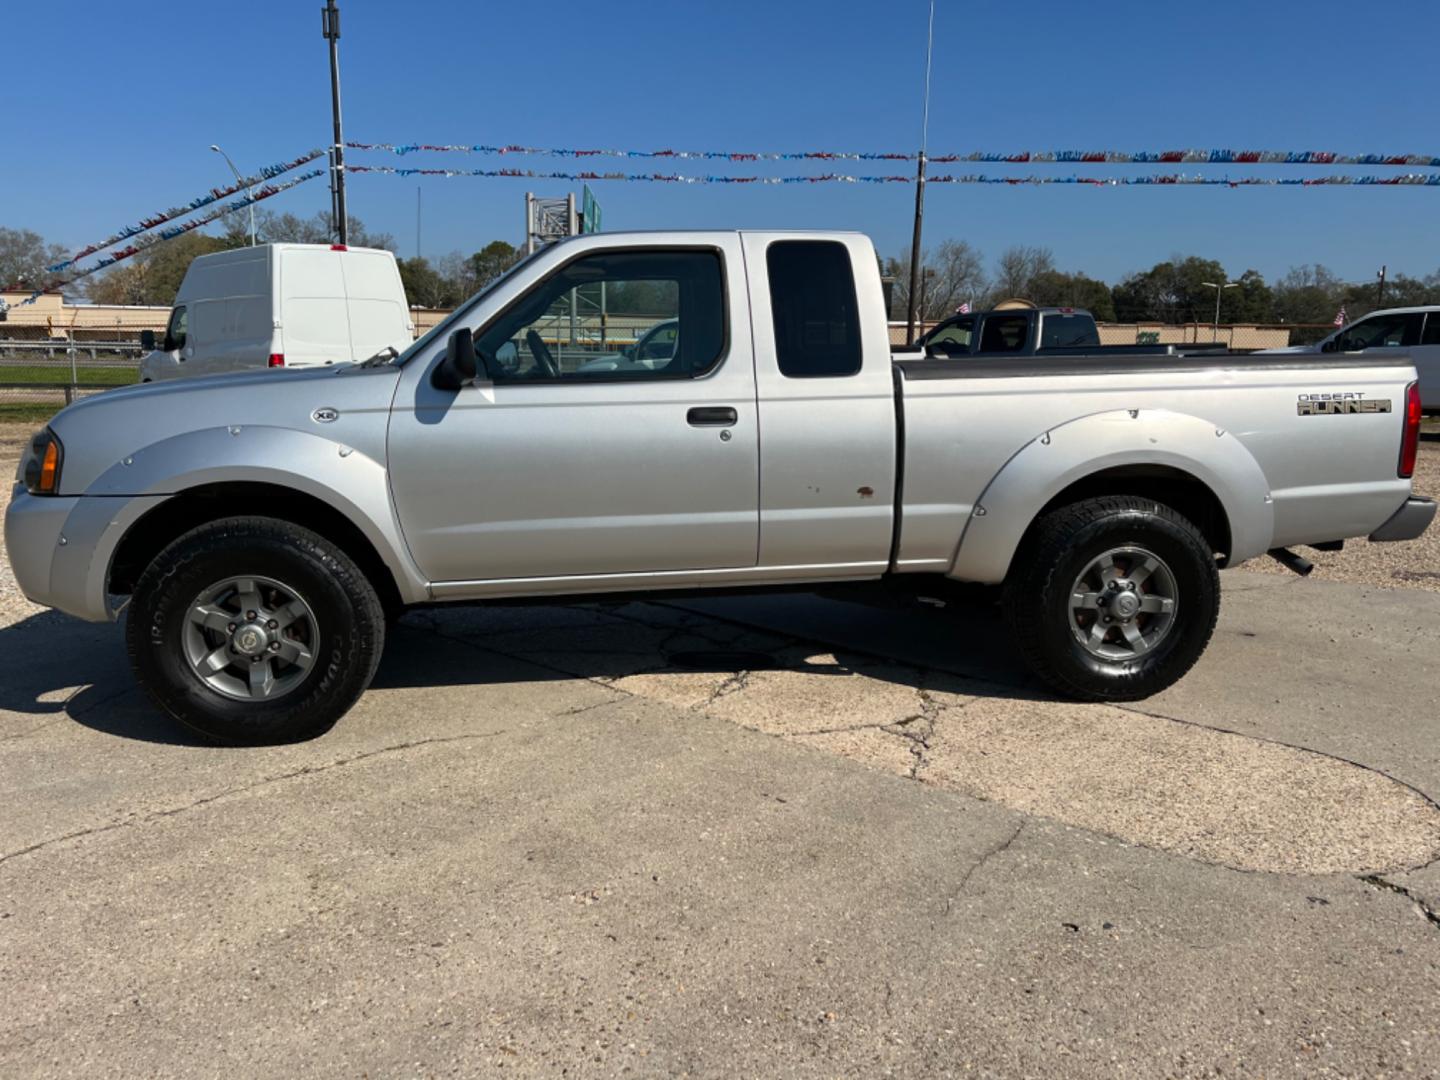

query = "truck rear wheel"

[
  {"left": 1004, "top": 496, "right": 1219, "bottom": 701},
  {"left": 125, "top": 517, "right": 385, "bottom": 744}
]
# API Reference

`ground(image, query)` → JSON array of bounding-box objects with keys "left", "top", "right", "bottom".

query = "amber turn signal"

[{"left": 22, "top": 429, "right": 63, "bottom": 495}]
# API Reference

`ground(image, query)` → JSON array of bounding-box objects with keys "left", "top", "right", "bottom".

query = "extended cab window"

[
  {"left": 1332, "top": 312, "right": 1422, "bottom": 351},
  {"left": 476, "top": 249, "right": 724, "bottom": 381},
  {"left": 767, "top": 241, "right": 861, "bottom": 378}
]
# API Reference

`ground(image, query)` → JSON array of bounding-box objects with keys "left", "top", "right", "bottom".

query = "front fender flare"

[
  {"left": 81, "top": 424, "right": 428, "bottom": 605},
  {"left": 949, "top": 409, "right": 1274, "bottom": 584}
]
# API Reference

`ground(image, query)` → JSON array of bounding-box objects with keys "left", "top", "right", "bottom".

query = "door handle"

[{"left": 687, "top": 406, "right": 738, "bottom": 427}]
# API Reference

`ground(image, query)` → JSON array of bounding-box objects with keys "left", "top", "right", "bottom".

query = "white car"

[
  {"left": 140, "top": 243, "right": 413, "bottom": 382},
  {"left": 1269, "top": 306, "right": 1440, "bottom": 411}
]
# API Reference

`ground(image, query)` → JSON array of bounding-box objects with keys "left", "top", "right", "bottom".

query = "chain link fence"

[{"left": 0, "top": 328, "right": 145, "bottom": 423}]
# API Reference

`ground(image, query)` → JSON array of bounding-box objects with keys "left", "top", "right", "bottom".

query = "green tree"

[
  {"left": 469, "top": 240, "right": 520, "bottom": 289},
  {"left": 398, "top": 256, "right": 461, "bottom": 308},
  {"left": 1028, "top": 269, "right": 1117, "bottom": 321}
]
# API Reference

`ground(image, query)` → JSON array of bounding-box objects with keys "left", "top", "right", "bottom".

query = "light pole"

[
  {"left": 211, "top": 144, "right": 256, "bottom": 246},
  {"left": 1200, "top": 280, "right": 1240, "bottom": 342}
]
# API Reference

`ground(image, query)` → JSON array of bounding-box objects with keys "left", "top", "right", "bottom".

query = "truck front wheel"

[
  {"left": 1004, "top": 495, "right": 1220, "bottom": 701},
  {"left": 125, "top": 517, "right": 385, "bottom": 744}
]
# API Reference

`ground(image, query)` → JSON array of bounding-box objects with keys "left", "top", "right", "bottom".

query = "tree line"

[
  {"left": 0, "top": 216, "right": 521, "bottom": 312},
  {"left": 5, "top": 221, "right": 1440, "bottom": 339},
  {"left": 884, "top": 241, "right": 1440, "bottom": 339}
]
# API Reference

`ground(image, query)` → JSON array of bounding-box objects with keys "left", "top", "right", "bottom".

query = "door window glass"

[
  {"left": 1333, "top": 313, "right": 1423, "bottom": 350},
  {"left": 979, "top": 314, "right": 1029, "bottom": 353},
  {"left": 165, "top": 305, "right": 188, "bottom": 350},
  {"left": 1422, "top": 314, "right": 1440, "bottom": 346},
  {"left": 767, "top": 241, "right": 862, "bottom": 378},
  {"left": 925, "top": 316, "right": 975, "bottom": 356},
  {"left": 476, "top": 250, "right": 724, "bottom": 381}
]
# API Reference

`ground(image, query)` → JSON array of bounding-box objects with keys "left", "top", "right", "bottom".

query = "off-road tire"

[
  {"left": 1004, "top": 495, "right": 1220, "bottom": 701},
  {"left": 126, "top": 516, "right": 385, "bottom": 744}
]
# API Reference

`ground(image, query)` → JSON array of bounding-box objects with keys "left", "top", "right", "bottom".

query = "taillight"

[
  {"left": 268, "top": 354, "right": 285, "bottom": 368},
  {"left": 1399, "top": 380, "right": 1421, "bottom": 479}
]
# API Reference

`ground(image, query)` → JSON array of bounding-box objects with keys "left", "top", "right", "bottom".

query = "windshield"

[{"left": 395, "top": 247, "right": 549, "bottom": 366}]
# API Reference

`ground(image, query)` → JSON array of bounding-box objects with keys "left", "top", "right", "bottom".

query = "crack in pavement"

[
  {"left": 639, "top": 600, "right": 1440, "bottom": 873},
  {"left": 944, "top": 819, "right": 1027, "bottom": 914},
  {"left": 0, "top": 731, "right": 506, "bottom": 870},
  {"left": 1358, "top": 874, "right": 1440, "bottom": 930}
]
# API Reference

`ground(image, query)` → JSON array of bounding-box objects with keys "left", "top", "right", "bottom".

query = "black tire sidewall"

[
  {"left": 127, "top": 520, "right": 382, "bottom": 744},
  {"left": 1019, "top": 504, "right": 1219, "bottom": 699}
]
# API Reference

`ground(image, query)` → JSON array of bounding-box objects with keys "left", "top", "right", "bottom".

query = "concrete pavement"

[{"left": 1, "top": 570, "right": 1438, "bottom": 1077}]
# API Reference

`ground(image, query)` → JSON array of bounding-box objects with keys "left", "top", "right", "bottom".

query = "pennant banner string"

[
  {"left": 14, "top": 170, "right": 325, "bottom": 307},
  {"left": 46, "top": 148, "right": 326, "bottom": 274},
  {"left": 345, "top": 165, "right": 1440, "bottom": 187},
  {"left": 347, "top": 142, "right": 1440, "bottom": 168}
]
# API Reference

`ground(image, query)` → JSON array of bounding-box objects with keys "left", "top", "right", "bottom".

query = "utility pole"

[
  {"left": 322, "top": 0, "right": 349, "bottom": 245},
  {"left": 1376, "top": 265, "right": 1387, "bottom": 308},
  {"left": 904, "top": 0, "right": 936, "bottom": 347}
]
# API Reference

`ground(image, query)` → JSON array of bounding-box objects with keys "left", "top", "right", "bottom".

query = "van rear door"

[
  {"left": 339, "top": 251, "right": 413, "bottom": 362},
  {"left": 277, "top": 248, "right": 352, "bottom": 367}
]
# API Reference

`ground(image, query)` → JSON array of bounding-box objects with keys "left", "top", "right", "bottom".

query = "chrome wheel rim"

[
  {"left": 182, "top": 576, "right": 319, "bottom": 701},
  {"left": 1068, "top": 546, "right": 1178, "bottom": 662}
]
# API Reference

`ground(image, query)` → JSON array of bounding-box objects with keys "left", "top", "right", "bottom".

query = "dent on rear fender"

[{"left": 947, "top": 409, "right": 1274, "bottom": 584}]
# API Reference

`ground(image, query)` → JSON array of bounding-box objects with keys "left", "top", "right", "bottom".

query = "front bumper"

[
  {"left": 1368, "top": 496, "right": 1437, "bottom": 543},
  {"left": 5, "top": 485, "right": 167, "bottom": 622}
]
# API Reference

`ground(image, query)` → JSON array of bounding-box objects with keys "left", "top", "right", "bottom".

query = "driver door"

[{"left": 387, "top": 239, "right": 760, "bottom": 587}]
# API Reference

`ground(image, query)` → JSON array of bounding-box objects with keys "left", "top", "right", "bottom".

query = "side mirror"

[
  {"left": 432, "top": 327, "right": 482, "bottom": 390},
  {"left": 140, "top": 329, "right": 156, "bottom": 352},
  {"left": 1321, "top": 339, "right": 1338, "bottom": 353}
]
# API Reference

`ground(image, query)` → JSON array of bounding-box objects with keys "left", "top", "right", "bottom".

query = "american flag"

[
  {"left": 956, "top": 302, "right": 971, "bottom": 314},
  {"left": 1333, "top": 306, "right": 1347, "bottom": 327}
]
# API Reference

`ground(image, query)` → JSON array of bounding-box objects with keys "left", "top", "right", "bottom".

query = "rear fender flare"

[{"left": 949, "top": 408, "right": 1273, "bottom": 584}]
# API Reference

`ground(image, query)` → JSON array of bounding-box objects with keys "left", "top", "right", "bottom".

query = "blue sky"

[{"left": 5, "top": 0, "right": 1439, "bottom": 285}]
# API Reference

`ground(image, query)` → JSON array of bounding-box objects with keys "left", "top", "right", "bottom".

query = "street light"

[
  {"left": 1200, "top": 280, "right": 1240, "bottom": 342},
  {"left": 210, "top": 144, "right": 256, "bottom": 246}
]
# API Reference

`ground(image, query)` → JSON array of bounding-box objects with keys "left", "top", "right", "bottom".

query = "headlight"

[{"left": 22, "top": 428, "right": 64, "bottom": 495}]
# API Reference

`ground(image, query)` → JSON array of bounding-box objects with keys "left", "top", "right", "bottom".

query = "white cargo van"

[{"left": 139, "top": 243, "right": 414, "bottom": 382}]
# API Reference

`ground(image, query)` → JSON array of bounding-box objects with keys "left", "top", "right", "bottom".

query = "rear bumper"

[{"left": 1368, "top": 496, "right": 1436, "bottom": 542}]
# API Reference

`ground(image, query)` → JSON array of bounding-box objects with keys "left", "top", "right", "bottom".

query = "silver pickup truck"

[{"left": 6, "top": 230, "right": 1433, "bottom": 744}]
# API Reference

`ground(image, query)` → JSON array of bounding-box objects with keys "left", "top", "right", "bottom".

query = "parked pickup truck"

[
  {"left": 905, "top": 305, "right": 1227, "bottom": 360},
  {"left": 7, "top": 230, "right": 1432, "bottom": 745}
]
